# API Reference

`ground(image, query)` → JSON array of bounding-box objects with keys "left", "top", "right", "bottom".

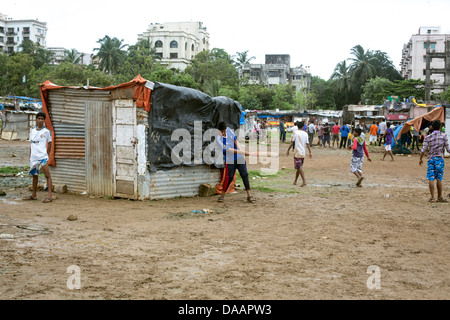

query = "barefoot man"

[{"left": 286, "top": 121, "right": 312, "bottom": 186}]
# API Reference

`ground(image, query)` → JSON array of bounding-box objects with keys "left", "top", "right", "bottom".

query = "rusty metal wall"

[
  {"left": 47, "top": 88, "right": 111, "bottom": 194},
  {"left": 85, "top": 101, "right": 113, "bottom": 196}
]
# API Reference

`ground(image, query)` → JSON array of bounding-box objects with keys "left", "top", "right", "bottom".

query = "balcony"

[
  {"left": 22, "top": 31, "right": 30, "bottom": 35},
  {"left": 6, "top": 31, "right": 17, "bottom": 36}
]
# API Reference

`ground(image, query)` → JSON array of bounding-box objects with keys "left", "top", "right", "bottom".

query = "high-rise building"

[
  {"left": 400, "top": 26, "right": 450, "bottom": 98},
  {"left": 0, "top": 12, "right": 47, "bottom": 54},
  {"left": 137, "top": 21, "right": 210, "bottom": 71}
]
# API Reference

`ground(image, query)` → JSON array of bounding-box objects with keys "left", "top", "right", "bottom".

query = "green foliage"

[
  {"left": 440, "top": 86, "right": 450, "bottom": 102},
  {"left": 361, "top": 77, "right": 393, "bottom": 104}
]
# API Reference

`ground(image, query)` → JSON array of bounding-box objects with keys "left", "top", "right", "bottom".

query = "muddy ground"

[{"left": 0, "top": 138, "right": 449, "bottom": 300}]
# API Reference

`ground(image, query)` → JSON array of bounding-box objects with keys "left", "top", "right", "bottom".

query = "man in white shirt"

[
  {"left": 286, "top": 121, "right": 312, "bottom": 187},
  {"left": 307, "top": 121, "right": 316, "bottom": 146},
  {"left": 378, "top": 120, "right": 387, "bottom": 146},
  {"left": 23, "top": 112, "right": 53, "bottom": 203}
]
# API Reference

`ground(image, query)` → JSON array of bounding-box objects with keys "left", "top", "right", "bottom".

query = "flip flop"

[
  {"left": 42, "top": 197, "right": 52, "bottom": 203},
  {"left": 436, "top": 198, "right": 448, "bottom": 203},
  {"left": 23, "top": 195, "right": 37, "bottom": 200},
  {"left": 247, "top": 196, "right": 256, "bottom": 203},
  {"left": 217, "top": 195, "right": 224, "bottom": 202},
  {"left": 428, "top": 198, "right": 436, "bottom": 203}
]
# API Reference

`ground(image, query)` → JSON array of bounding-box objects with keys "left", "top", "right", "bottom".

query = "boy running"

[{"left": 381, "top": 122, "right": 397, "bottom": 161}]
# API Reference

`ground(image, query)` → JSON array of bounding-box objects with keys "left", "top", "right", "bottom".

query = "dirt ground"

[{"left": 0, "top": 138, "right": 449, "bottom": 300}]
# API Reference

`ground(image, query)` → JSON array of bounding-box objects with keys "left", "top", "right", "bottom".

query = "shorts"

[
  {"left": 385, "top": 144, "right": 391, "bottom": 151},
  {"left": 427, "top": 157, "right": 445, "bottom": 181},
  {"left": 29, "top": 158, "right": 48, "bottom": 176},
  {"left": 369, "top": 135, "right": 377, "bottom": 142},
  {"left": 332, "top": 134, "right": 339, "bottom": 142},
  {"left": 350, "top": 156, "right": 364, "bottom": 174},
  {"left": 323, "top": 135, "right": 330, "bottom": 144},
  {"left": 294, "top": 157, "right": 304, "bottom": 170}
]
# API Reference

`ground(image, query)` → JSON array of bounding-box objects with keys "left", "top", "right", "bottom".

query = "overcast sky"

[{"left": 3, "top": 0, "right": 450, "bottom": 80}]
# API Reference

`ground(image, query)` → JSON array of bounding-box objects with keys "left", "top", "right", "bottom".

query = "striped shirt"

[{"left": 421, "top": 130, "right": 450, "bottom": 160}]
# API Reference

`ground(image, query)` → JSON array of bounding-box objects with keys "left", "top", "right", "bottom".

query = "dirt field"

[{"left": 0, "top": 138, "right": 449, "bottom": 300}]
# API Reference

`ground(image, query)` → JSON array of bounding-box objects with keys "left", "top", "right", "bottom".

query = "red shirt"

[{"left": 332, "top": 125, "right": 340, "bottom": 134}]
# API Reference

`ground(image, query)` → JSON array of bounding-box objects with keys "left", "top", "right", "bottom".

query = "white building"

[
  {"left": 0, "top": 12, "right": 47, "bottom": 54},
  {"left": 400, "top": 26, "right": 450, "bottom": 97},
  {"left": 47, "top": 47, "right": 93, "bottom": 65},
  {"left": 137, "top": 21, "right": 210, "bottom": 71}
]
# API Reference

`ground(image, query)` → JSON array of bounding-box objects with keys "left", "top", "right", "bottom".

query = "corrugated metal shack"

[{"left": 39, "top": 75, "right": 241, "bottom": 200}]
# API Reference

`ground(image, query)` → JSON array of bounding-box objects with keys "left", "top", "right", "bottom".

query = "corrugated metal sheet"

[
  {"left": 47, "top": 88, "right": 111, "bottom": 194},
  {"left": 86, "top": 101, "right": 113, "bottom": 196},
  {"left": 48, "top": 89, "right": 110, "bottom": 125},
  {"left": 147, "top": 165, "right": 221, "bottom": 200},
  {"left": 54, "top": 137, "right": 85, "bottom": 158},
  {"left": 50, "top": 158, "right": 86, "bottom": 193}
]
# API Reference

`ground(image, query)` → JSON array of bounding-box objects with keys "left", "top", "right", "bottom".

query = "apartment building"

[
  {"left": 47, "top": 47, "right": 93, "bottom": 65},
  {"left": 0, "top": 12, "right": 47, "bottom": 54},
  {"left": 241, "top": 54, "right": 311, "bottom": 91},
  {"left": 400, "top": 26, "right": 450, "bottom": 98},
  {"left": 137, "top": 21, "right": 210, "bottom": 71}
]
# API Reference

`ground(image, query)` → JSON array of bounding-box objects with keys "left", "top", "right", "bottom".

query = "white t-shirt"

[
  {"left": 292, "top": 126, "right": 298, "bottom": 132},
  {"left": 291, "top": 130, "right": 309, "bottom": 158},
  {"left": 30, "top": 127, "right": 52, "bottom": 161},
  {"left": 308, "top": 123, "right": 315, "bottom": 133},
  {"left": 378, "top": 121, "right": 387, "bottom": 134}
]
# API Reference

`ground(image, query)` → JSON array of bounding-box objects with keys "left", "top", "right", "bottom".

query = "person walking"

[
  {"left": 348, "top": 127, "right": 372, "bottom": 187},
  {"left": 419, "top": 120, "right": 450, "bottom": 203},
  {"left": 286, "top": 121, "right": 312, "bottom": 187}
]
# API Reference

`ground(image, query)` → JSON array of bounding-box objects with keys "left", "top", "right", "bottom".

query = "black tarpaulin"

[{"left": 147, "top": 82, "right": 241, "bottom": 172}]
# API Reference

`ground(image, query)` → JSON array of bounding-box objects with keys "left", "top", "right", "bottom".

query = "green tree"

[
  {"left": 386, "top": 79, "right": 426, "bottom": 101},
  {"left": 19, "top": 39, "right": 54, "bottom": 69},
  {"left": 94, "top": 35, "right": 128, "bottom": 74},
  {"left": 233, "top": 50, "right": 255, "bottom": 69},
  {"left": 64, "top": 49, "right": 81, "bottom": 64},
  {"left": 184, "top": 49, "right": 239, "bottom": 92},
  {"left": 348, "top": 45, "right": 377, "bottom": 97},
  {"left": 370, "top": 51, "right": 402, "bottom": 82},
  {"left": 330, "top": 60, "right": 353, "bottom": 104},
  {"left": 361, "top": 77, "right": 393, "bottom": 104},
  {"left": 271, "top": 84, "right": 296, "bottom": 110}
]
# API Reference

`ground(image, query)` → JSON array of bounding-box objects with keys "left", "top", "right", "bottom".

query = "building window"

[
  {"left": 251, "top": 71, "right": 260, "bottom": 77},
  {"left": 170, "top": 53, "right": 178, "bottom": 59},
  {"left": 185, "top": 42, "right": 187, "bottom": 50},
  {"left": 268, "top": 71, "right": 278, "bottom": 77},
  {"left": 155, "top": 40, "right": 163, "bottom": 48},
  {"left": 191, "top": 44, "right": 194, "bottom": 52},
  {"left": 423, "top": 69, "right": 427, "bottom": 76},
  {"left": 170, "top": 41, "right": 178, "bottom": 48},
  {"left": 423, "top": 42, "right": 436, "bottom": 50},
  {"left": 156, "top": 52, "right": 162, "bottom": 58}
]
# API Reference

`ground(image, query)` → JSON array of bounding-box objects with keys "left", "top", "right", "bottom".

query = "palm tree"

[
  {"left": 64, "top": 49, "right": 81, "bottom": 64},
  {"left": 93, "top": 35, "right": 128, "bottom": 74},
  {"left": 330, "top": 60, "right": 352, "bottom": 95},
  {"left": 234, "top": 50, "right": 255, "bottom": 69},
  {"left": 348, "top": 45, "right": 377, "bottom": 85}
]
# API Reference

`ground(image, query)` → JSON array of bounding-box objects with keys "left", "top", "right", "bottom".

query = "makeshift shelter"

[
  {"left": 398, "top": 105, "right": 446, "bottom": 138},
  {"left": 39, "top": 75, "right": 241, "bottom": 200}
]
